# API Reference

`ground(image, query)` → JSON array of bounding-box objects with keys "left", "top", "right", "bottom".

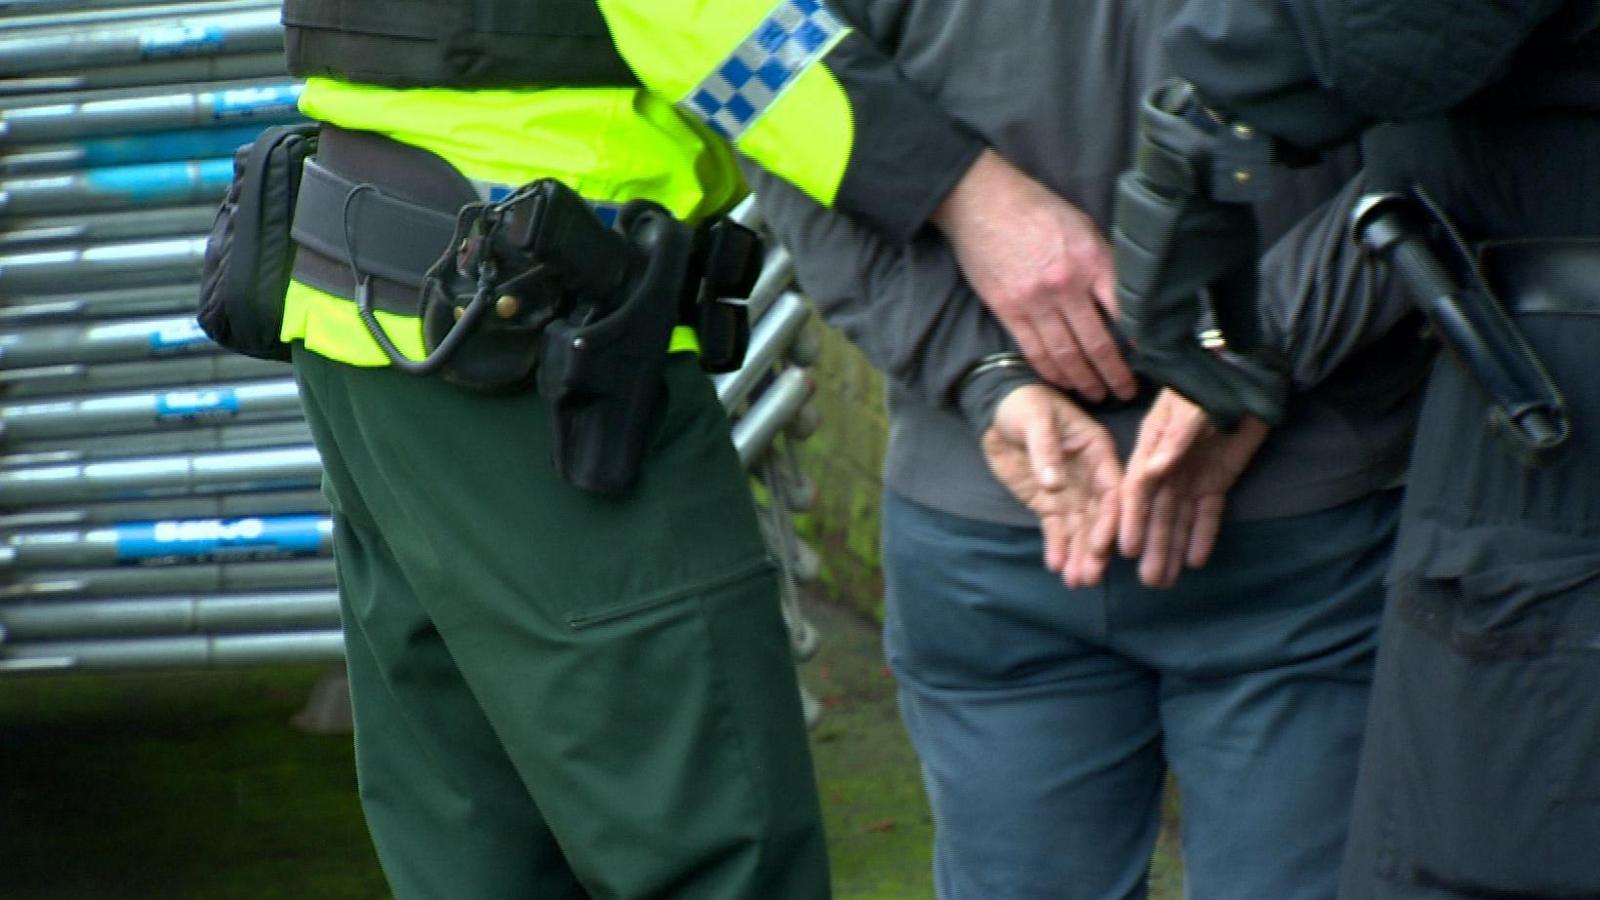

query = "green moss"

[
  {"left": 843, "top": 485, "right": 881, "bottom": 569},
  {"left": 799, "top": 598, "right": 932, "bottom": 899}
]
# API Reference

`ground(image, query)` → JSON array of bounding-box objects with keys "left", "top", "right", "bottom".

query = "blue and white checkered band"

[{"left": 681, "top": 0, "right": 848, "bottom": 141}]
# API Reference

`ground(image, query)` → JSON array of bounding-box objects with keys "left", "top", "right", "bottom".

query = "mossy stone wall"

[{"left": 792, "top": 322, "right": 889, "bottom": 620}]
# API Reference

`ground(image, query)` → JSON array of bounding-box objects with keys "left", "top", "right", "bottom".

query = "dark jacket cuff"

[
  {"left": 956, "top": 359, "right": 1039, "bottom": 435},
  {"left": 823, "top": 32, "right": 986, "bottom": 244}
]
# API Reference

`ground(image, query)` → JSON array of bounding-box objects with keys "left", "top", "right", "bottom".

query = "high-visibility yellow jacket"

[{"left": 282, "top": 0, "right": 984, "bottom": 367}]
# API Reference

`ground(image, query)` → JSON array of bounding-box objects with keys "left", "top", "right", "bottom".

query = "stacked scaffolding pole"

[{"left": 0, "top": 2, "right": 823, "bottom": 675}]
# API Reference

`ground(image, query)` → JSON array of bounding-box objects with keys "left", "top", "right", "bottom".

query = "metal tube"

[
  {"left": 0, "top": 0, "right": 277, "bottom": 32},
  {"left": 0, "top": 589, "right": 339, "bottom": 640},
  {"left": 0, "top": 488, "right": 327, "bottom": 529},
  {"left": 1, "top": 8, "right": 283, "bottom": 77},
  {"left": 745, "top": 246, "right": 794, "bottom": 323},
  {"left": 0, "top": 354, "right": 287, "bottom": 400},
  {"left": 715, "top": 290, "right": 810, "bottom": 411},
  {"left": 0, "top": 556, "right": 336, "bottom": 600},
  {"left": 0, "top": 629, "right": 345, "bottom": 673},
  {"left": 0, "top": 444, "right": 323, "bottom": 506},
  {"left": 1, "top": 378, "right": 302, "bottom": 441},
  {"left": 733, "top": 367, "right": 812, "bottom": 468},
  {"left": 0, "top": 205, "right": 218, "bottom": 251},
  {"left": 0, "top": 73, "right": 230, "bottom": 111},
  {"left": 0, "top": 158, "right": 231, "bottom": 216},
  {"left": 0, "top": 236, "right": 206, "bottom": 294},
  {"left": 0, "top": 80, "right": 302, "bottom": 144},
  {"left": 0, "top": 0, "right": 170, "bottom": 17},
  {"left": 0, "top": 52, "right": 287, "bottom": 99},
  {"left": 2, "top": 512, "right": 331, "bottom": 569},
  {"left": 1, "top": 125, "right": 264, "bottom": 176},
  {"left": 0, "top": 313, "right": 216, "bottom": 369},
  {"left": 727, "top": 195, "right": 763, "bottom": 232},
  {"left": 0, "top": 283, "right": 201, "bottom": 323},
  {"left": 2, "top": 420, "right": 312, "bottom": 464}
]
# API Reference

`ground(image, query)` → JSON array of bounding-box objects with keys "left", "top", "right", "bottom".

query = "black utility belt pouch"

[
  {"left": 198, "top": 123, "right": 320, "bottom": 362},
  {"left": 410, "top": 181, "right": 762, "bottom": 495},
  {"left": 415, "top": 183, "right": 763, "bottom": 390},
  {"left": 293, "top": 153, "right": 764, "bottom": 496}
]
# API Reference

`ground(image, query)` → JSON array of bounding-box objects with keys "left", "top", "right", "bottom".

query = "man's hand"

[
  {"left": 935, "top": 150, "right": 1138, "bottom": 404},
  {"left": 1118, "top": 389, "right": 1269, "bottom": 588},
  {"left": 982, "top": 384, "right": 1123, "bottom": 588}
]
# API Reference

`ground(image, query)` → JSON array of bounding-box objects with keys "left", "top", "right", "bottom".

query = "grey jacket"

[{"left": 746, "top": 0, "right": 1427, "bottom": 526}]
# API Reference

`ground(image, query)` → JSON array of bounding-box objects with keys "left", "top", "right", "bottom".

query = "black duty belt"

[
  {"left": 1480, "top": 239, "right": 1600, "bottom": 317},
  {"left": 289, "top": 125, "right": 479, "bottom": 316},
  {"left": 282, "top": 125, "right": 768, "bottom": 497}
]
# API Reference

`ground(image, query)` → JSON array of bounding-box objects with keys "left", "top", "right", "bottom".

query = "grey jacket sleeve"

[
  {"left": 1164, "top": 0, "right": 1575, "bottom": 150},
  {"left": 1255, "top": 173, "right": 1416, "bottom": 388},
  {"left": 750, "top": 162, "right": 1407, "bottom": 420},
  {"left": 741, "top": 160, "right": 1029, "bottom": 431}
]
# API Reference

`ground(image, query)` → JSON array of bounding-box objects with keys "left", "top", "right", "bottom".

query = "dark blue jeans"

[{"left": 882, "top": 489, "right": 1399, "bottom": 900}]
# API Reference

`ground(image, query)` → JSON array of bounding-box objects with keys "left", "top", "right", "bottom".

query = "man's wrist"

[
  {"left": 930, "top": 148, "right": 1000, "bottom": 235},
  {"left": 957, "top": 352, "right": 1039, "bottom": 434}
]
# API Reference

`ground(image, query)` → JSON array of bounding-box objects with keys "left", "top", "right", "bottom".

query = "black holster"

[{"left": 537, "top": 203, "right": 692, "bottom": 497}]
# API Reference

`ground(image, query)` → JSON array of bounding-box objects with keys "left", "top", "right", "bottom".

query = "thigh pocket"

[
  {"left": 1377, "top": 574, "right": 1600, "bottom": 896},
  {"left": 549, "top": 562, "right": 815, "bottom": 882},
  {"left": 564, "top": 558, "right": 775, "bottom": 630}
]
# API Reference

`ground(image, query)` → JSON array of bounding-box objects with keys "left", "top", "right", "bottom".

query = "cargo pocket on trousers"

[
  {"left": 564, "top": 559, "right": 775, "bottom": 631},
  {"left": 1378, "top": 573, "right": 1600, "bottom": 897}
]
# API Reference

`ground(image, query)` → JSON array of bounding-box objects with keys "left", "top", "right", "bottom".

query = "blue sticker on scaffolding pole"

[
  {"left": 148, "top": 319, "right": 211, "bottom": 353},
  {"left": 140, "top": 25, "right": 226, "bottom": 59},
  {"left": 155, "top": 388, "right": 239, "bottom": 421},
  {"left": 196, "top": 157, "right": 235, "bottom": 189},
  {"left": 76, "top": 126, "right": 266, "bottom": 169},
  {"left": 212, "top": 83, "right": 304, "bottom": 121},
  {"left": 114, "top": 514, "right": 331, "bottom": 562},
  {"left": 85, "top": 161, "right": 197, "bottom": 201}
]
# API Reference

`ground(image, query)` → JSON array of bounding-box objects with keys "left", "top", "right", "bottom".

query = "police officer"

[
  {"left": 1111, "top": 1, "right": 1600, "bottom": 896},
  {"left": 272, "top": 0, "right": 1134, "bottom": 897}
]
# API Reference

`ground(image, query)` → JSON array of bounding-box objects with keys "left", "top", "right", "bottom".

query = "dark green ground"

[{"left": 0, "top": 594, "right": 1181, "bottom": 899}]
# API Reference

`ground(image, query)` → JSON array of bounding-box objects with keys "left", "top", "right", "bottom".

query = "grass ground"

[{"left": 0, "top": 593, "right": 1181, "bottom": 899}]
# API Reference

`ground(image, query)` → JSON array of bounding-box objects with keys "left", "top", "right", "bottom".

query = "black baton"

[{"left": 1351, "top": 192, "right": 1569, "bottom": 464}]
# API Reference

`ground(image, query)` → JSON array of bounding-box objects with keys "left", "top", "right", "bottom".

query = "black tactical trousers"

[{"left": 1339, "top": 248, "right": 1600, "bottom": 899}]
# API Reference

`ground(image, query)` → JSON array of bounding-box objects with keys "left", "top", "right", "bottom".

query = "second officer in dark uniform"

[{"left": 1111, "top": 1, "right": 1600, "bottom": 896}]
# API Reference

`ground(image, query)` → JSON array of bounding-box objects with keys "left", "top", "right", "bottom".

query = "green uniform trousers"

[{"left": 291, "top": 346, "right": 831, "bottom": 900}]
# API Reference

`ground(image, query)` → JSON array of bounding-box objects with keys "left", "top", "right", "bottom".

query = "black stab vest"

[
  {"left": 1479, "top": 3, "right": 1600, "bottom": 113},
  {"left": 282, "top": 0, "right": 639, "bottom": 89}
]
